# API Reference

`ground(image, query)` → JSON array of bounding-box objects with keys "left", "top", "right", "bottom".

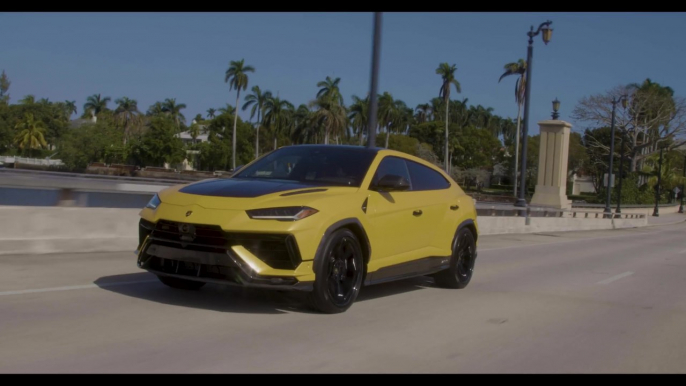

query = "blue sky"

[{"left": 2, "top": 12, "right": 685, "bottom": 135}]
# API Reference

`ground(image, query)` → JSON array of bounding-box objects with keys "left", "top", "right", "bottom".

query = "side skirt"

[{"left": 364, "top": 256, "right": 451, "bottom": 286}]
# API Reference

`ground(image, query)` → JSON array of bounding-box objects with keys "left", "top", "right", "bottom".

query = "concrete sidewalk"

[{"left": 646, "top": 212, "right": 686, "bottom": 226}]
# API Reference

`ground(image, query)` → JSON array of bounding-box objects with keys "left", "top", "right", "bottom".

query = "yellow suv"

[{"left": 137, "top": 145, "right": 478, "bottom": 313}]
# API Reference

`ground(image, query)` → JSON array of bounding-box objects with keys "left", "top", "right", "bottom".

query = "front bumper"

[{"left": 137, "top": 219, "right": 314, "bottom": 291}]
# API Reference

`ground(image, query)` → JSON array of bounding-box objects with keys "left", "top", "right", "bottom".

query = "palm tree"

[
  {"left": 189, "top": 122, "right": 200, "bottom": 145},
  {"left": 415, "top": 103, "right": 432, "bottom": 123},
  {"left": 218, "top": 104, "right": 236, "bottom": 116},
  {"left": 378, "top": 92, "right": 395, "bottom": 148},
  {"left": 316, "top": 76, "right": 344, "bottom": 105},
  {"left": 84, "top": 94, "right": 111, "bottom": 118},
  {"left": 291, "top": 104, "right": 315, "bottom": 144},
  {"left": 436, "top": 63, "right": 462, "bottom": 173},
  {"left": 310, "top": 96, "right": 347, "bottom": 145},
  {"left": 147, "top": 101, "right": 165, "bottom": 116},
  {"left": 162, "top": 98, "right": 187, "bottom": 128},
  {"left": 349, "top": 95, "right": 369, "bottom": 146},
  {"left": 243, "top": 85, "right": 272, "bottom": 159},
  {"left": 499, "top": 59, "right": 527, "bottom": 195},
  {"left": 64, "top": 100, "right": 77, "bottom": 118},
  {"left": 114, "top": 97, "right": 140, "bottom": 144},
  {"left": 263, "top": 96, "right": 294, "bottom": 150},
  {"left": 225, "top": 58, "right": 255, "bottom": 170},
  {"left": 19, "top": 95, "right": 36, "bottom": 105},
  {"left": 206, "top": 108, "right": 216, "bottom": 119},
  {"left": 13, "top": 113, "right": 48, "bottom": 157}
]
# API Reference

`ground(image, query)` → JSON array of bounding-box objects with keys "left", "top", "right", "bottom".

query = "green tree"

[
  {"left": 206, "top": 108, "right": 216, "bottom": 119},
  {"left": 19, "top": 95, "right": 36, "bottom": 105},
  {"left": 415, "top": 103, "right": 432, "bottom": 124},
  {"left": 139, "top": 116, "right": 185, "bottom": 167},
  {"left": 146, "top": 102, "right": 164, "bottom": 116},
  {"left": 436, "top": 63, "right": 462, "bottom": 173},
  {"left": 225, "top": 58, "right": 255, "bottom": 170},
  {"left": 13, "top": 113, "right": 48, "bottom": 157},
  {"left": 316, "top": 76, "right": 344, "bottom": 105},
  {"left": 242, "top": 85, "right": 272, "bottom": 158}
]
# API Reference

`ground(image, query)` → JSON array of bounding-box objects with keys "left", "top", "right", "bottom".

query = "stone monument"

[{"left": 530, "top": 120, "right": 573, "bottom": 210}]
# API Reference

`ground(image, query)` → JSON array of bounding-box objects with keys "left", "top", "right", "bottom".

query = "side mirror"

[{"left": 374, "top": 174, "right": 410, "bottom": 192}]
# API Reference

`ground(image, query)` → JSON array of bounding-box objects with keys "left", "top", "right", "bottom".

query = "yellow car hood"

[{"left": 158, "top": 178, "right": 358, "bottom": 210}]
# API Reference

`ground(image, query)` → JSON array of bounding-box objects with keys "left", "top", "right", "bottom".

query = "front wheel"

[
  {"left": 434, "top": 228, "right": 476, "bottom": 289},
  {"left": 309, "top": 228, "right": 364, "bottom": 314},
  {"left": 157, "top": 275, "right": 206, "bottom": 290}
]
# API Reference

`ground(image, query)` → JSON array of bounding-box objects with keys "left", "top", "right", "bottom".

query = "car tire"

[
  {"left": 309, "top": 228, "right": 364, "bottom": 314},
  {"left": 157, "top": 275, "right": 206, "bottom": 290},
  {"left": 434, "top": 227, "right": 476, "bottom": 289}
]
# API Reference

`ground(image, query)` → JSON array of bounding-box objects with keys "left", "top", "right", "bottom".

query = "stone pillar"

[{"left": 530, "top": 120, "right": 572, "bottom": 210}]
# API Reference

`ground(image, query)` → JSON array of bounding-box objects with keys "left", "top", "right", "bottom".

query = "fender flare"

[
  {"left": 453, "top": 219, "right": 478, "bottom": 251},
  {"left": 311, "top": 218, "right": 371, "bottom": 274}
]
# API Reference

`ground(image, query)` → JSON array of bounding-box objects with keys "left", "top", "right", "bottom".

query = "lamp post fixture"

[
  {"left": 603, "top": 94, "right": 628, "bottom": 218},
  {"left": 551, "top": 98, "right": 560, "bottom": 119},
  {"left": 653, "top": 147, "right": 664, "bottom": 217},
  {"left": 515, "top": 20, "right": 553, "bottom": 208},
  {"left": 680, "top": 154, "right": 686, "bottom": 214}
]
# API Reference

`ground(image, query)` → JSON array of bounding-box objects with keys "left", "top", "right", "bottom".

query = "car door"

[
  {"left": 404, "top": 159, "right": 456, "bottom": 256},
  {"left": 365, "top": 156, "right": 434, "bottom": 272}
]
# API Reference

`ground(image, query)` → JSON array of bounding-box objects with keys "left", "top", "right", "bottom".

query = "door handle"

[
  {"left": 450, "top": 205, "right": 459, "bottom": 211},
  {"left": 413, "top": 210, "right": 423, "bottom": 216}
]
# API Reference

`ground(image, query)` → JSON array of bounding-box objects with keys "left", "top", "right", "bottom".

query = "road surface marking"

[
  {"left": 0, "top": 279, "right": 158, "bottom": 296},
  {"left": 597, "top": 271, "right": 634, "bottom": 285}
]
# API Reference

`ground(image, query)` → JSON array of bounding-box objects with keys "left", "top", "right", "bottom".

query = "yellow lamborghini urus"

[{"left": 136, "top": 145, "right": 478, "bottom": 313}]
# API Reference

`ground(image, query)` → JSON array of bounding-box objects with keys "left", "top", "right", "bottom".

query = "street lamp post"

[
  {"left": 603, "top": 94, "right": 628, "bottom": 218},
  {"left": 653, "top": 147, "right": 664, "bottom": 217},
  {"left": 679, "top": 154, "right": 686, "bottom": 214},
  {"left": 515, "top": 20, "right": 553, "bottom": 208},
  {"left": 366, "top": 12, "right": 382, "bottom": 149}
]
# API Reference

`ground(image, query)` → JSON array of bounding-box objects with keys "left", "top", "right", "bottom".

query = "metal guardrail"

[{"left": 476, "top": 206, "right": 646, "bottom": 220}]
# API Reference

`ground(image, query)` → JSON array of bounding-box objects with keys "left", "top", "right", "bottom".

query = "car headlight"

[
  {"left": 145, "top": 194, "right": 161, "bottom": 210},
  {"left": 246, "top": 206, "right": 318, "bottom": 221}
]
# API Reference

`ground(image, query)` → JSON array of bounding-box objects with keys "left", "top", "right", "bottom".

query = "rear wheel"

[
  {"left": 435, "top": 228, "right": 476, "bottom": 289},
  {"left": 157, "top": 275, "right": 206, "bottom": 290},
  {"left": 309, "top": 229, "right": 364, "bottom": 314}
]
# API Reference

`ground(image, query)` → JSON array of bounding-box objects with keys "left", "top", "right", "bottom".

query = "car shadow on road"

[{"left": 94, "top": 272, "right": 435, "bottom": 315}]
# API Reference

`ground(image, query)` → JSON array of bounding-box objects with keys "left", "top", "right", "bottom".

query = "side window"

[
  {"left": 406, "top": 160, "right": 451, "bottom": 191},
  {"left": 371, "top": 156, "right": 412, "bottom": 189}
]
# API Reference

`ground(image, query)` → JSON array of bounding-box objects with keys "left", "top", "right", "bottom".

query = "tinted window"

[
  {"left": 406, "top": 160, "right": 450, "bottom": 191},
  {"left": 233, "top": 146, "right": 376, "bottom": 187},
  {"left": 371, "top": 156, "right": 411, "bottom": 188}
]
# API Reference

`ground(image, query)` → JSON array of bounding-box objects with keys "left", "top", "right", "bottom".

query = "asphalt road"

[{"left": 2, "top": 221, "right": 686, "bottom": 373}]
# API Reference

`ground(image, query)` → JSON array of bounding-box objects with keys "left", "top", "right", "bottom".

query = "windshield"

[{"left": 233, "top": 146, "right": 377, "bottom": 187}]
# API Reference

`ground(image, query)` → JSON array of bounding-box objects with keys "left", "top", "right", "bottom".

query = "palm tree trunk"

[
  {"left": 359, "top": 126, "right": 364, "bottom": 146},
  {"left": 324, "top": 127, "right": 329, "bottom": 145},
  {"left": 385, "top": 125, "right": 390, "bottom": 149},
  {"left": 444, "top": 97, "right": 450, "bottom": 174},
  {"left": 513, "top": 103, "right": 521, "bottom": 197},
  {"left": 232, "top": 91, "right": 240, "bottom": 170},
  {"left": 274, "top": 134, "right": 277, "bottom": 150}
]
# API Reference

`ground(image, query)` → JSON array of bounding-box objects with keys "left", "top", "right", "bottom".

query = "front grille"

[{"left": 143, "top": 219, "right": 302, "bottom": 270}]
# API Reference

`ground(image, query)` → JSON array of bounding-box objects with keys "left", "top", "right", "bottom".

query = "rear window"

[{"left": 406, "top": 160, "right": 450, "bottom": 191}]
